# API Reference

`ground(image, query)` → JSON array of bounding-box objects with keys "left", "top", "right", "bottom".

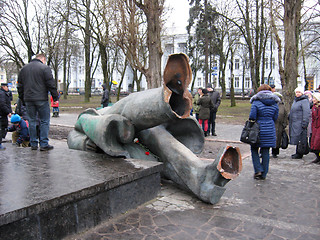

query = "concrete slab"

[{"left": 0, "top": 138, "right": 162, "bottom": 239}]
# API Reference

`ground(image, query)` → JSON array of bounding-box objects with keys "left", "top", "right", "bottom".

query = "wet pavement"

[
  {"left": 2, "top": 113, "right": 320, "bottom": 239},
  {"left": 64, "top": 143, "right": 320, "bottom": 240}
]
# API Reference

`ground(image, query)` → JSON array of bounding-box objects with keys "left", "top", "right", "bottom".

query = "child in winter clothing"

[
  {"left": 51, "top": 91, "right": 62, "bottom": 117},
  {"left": 51, "top": 95, "right": 59, "bottom": 117},
  {"left": 8, "top": 114, "right": 30, "bottom": 147}
]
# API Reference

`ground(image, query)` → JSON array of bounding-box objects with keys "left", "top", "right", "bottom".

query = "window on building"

[
  {"left": 178, "top": 43, "right": 187, "bottom": 53},
  {"left": 271, "top": 58, "right": 275, "bottom": 69},
  {"left": 245, "top": 77, "right": 250, "bottom": 88},
  {"left": 213, "top": 60, "right": 218, "bottom": 68},
  {"left": 265, "top": 58, "right": 268, "bottom": 69},
  {"left": 234, "top": 77, "right": 239, "bottom": 88},
  {"left": 235, "top": 59, "right": 240, "bottom": 69},
  {"left": 165, "top": 44, "right": 174, "bottom": 54},
  {"left": 269, "top": 77, "right": 274, "bottom": 85},
  {"left": 264, "top": 77, "right": 274, "bottom": 85},
  {"left": 197, "top": 77, "right": 201, "bottom": 87},
  {"left": 245, "top": 60, "right": 249, "bottom": 69}
]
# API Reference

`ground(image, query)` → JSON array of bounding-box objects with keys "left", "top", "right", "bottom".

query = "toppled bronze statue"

[{"left": 68, "top": 53, "right": 242, "bottom": 204}]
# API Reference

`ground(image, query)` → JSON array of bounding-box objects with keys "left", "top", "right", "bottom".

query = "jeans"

[
  {"left": 209, "top": 110, "right": 217, "bottom": 134},
  {"left": 251, "top": 146, "right": 270, "bottom": 178},
  {"left": 25, "top": 101, "right": 50, "bottom": 147}
]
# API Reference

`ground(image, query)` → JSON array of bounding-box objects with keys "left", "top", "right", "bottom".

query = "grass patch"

[
  {"left": 216, "top": 99, "right": 251, "bottom": 124},
  {"left": 11, "top": 93, "right": 251, "bottom": 125}
]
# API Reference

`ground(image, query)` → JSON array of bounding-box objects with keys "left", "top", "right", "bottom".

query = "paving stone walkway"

[{"left": 64, "top": 140, "right": 320, "bottom": 240}]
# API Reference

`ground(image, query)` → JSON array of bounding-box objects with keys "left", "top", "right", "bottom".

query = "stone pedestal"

[{"left": 0, "top": 140, "right": 162, "bottom": 240}]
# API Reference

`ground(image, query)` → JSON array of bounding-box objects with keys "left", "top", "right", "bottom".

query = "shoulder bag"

[
  {"left": 240, "top": 120, "right": 260, "bottom": 144},
  {"left": 297, "top": 129, "right": 309, "bottom": 155}
]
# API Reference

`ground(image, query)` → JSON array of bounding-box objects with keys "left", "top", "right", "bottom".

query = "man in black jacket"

[
  {"left": 207, "top": 83, "right": 221, "bottom": 136},
  {"left": 0, "top": 83, "right": 12, "bottom": 150},
  {"left": 17, "top": 53, "right": 59, "bottom": 151}
]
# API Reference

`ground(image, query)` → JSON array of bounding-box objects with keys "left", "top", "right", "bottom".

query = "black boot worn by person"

[
  {"left": 291, "top": 153, "right": 303, "bottom": 159},
  {"left": 40, "top": 145, "right": 54, "bottom": 151}
]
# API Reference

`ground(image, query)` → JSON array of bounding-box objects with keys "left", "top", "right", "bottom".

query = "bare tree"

[
  {"left": 219, "top": 0, "right": 269, "bottom": 92},
  {"left": 269, "top": 0, "right": 305, "bottom": 112},
  {"left": 115, "top": 0, "right": 149, "bottom": 91},
  {"left": 133, "top": 0, "right": 164, "bottom": 88},
  {"left": 282, "top": 0, "right": 302, "bottom": 110},
  {"left": 0, "top": 0, "right": 41, "bottom": 68}
]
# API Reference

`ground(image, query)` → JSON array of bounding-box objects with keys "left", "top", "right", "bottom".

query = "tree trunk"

[
  {"left": 135, "top": 0, "right": 163, "bottom": 89},
  {"left": 84, "top": 0, "right": 92, "bottom": 102},
  {"left": 63, "top": 1, "right": 70, "bottom": 100},
  {"left": 230, "top": 49, "right": 236, "bottom": 107},
  {"left": 283, "top": 0, "right": 301, "bottom": 113},
  {"left": 218, "top": 42, "right": 227, "bottom": 99},
  {"left": 99, "top": 43, "right": 110, "bottom": 89},
  {"left": 204, "top": 0, "right": 209, "bottom": 87}
]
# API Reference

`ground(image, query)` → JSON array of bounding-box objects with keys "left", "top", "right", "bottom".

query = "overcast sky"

[{"left": 164, "top": 0, "right": 190, "bottom": 35}]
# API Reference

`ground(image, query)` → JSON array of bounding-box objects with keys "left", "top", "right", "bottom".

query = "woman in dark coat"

[
  {"left": 272, "top": 92, "right": 288, "bottom": 158},
  {"left": 310, "top": 92, "right": 320, "bottom": 164},
  {"left": 289, "top": 87, "right": 311, "bottom": 159},
  {"left": 197, "top": 88, "right": 212, "bottom": 137},
  {"left": 249, "top": 84, "right": 279, "bottom": 180}
]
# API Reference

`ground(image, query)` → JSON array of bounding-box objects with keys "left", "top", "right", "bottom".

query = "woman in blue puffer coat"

[{"left": 249, "top": 84, "right": 280, "bottom": 180}]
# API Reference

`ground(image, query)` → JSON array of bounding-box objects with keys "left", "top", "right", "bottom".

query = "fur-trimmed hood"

[{"left": 250, "top": 90, "right": 280, "bottom": 106}]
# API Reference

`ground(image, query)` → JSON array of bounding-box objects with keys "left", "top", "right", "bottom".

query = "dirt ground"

[{"left": 49, "top": 125, "right": 72, "bottom": 140}]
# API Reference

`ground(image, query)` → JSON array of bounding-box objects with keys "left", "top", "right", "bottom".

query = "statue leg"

[{"left": 137, "top": 125, "right": 242, "bottom": 204}]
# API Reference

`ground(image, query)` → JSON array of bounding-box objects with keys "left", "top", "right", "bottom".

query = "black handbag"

[
  {"left": 281, "top": 129, "right": 289, "bottom": 149},
  {"left": 297, "top": 129, "right": 309, "bottom": 155},
  {"left": 240, "top": 120, "right": 260, "bottom": 144}
]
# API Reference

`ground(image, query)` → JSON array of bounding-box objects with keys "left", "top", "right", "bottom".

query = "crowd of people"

[
  {"left": 192, "top": 84, "right": 221, "bottom": 137},
  {"left": 245, "top": 85, "right": 320, "bottom": 181},
  {"left": 0, "top": 54, "right": 58, "bottom": 151},
  {"left": 192, "top": 83, "right": 320, "bottom": 181}
]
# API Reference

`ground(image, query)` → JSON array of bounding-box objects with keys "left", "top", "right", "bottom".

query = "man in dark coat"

[
  {"left": 0, "top": 83, "right": 12, "bottom": 150},
  {"left": 101, "top": 84, "right": 109, "bottom": 108},
  {"left": 207, "top": 83, "right": 221, "bottom": 136},
  {"left": 17, "top": 53, "right": 59, "bottom": 151}
]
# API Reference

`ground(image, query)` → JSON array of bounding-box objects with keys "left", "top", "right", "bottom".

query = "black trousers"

[
  {"left": 209, "top": 110, "right": 217, "bottom": 134},
  {"left": 272, "top": 147, "right": 279, "bottom": 155},
  {"left": 0, "top": 116, "right": 2, "bottom": 145},
  {"left": 0, "top": 116, "right": 8, "bottom": 139}
]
